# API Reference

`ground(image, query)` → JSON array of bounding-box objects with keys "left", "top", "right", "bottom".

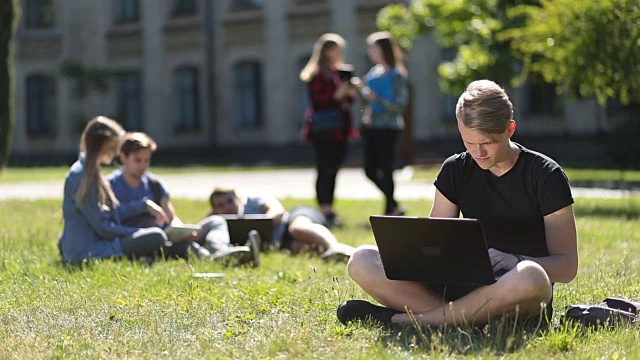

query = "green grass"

[
  {"left": 1, "top": 196, "right": 640, "bottom": 358},
  {"left": 5, "top": 165, "right": 640, "bottom": 186},
  {"left": 411, "top": 165, "right": 640, "bottom": 185},
  {"left": 0, "top": 165, "right": 306, "bottom": 183}
]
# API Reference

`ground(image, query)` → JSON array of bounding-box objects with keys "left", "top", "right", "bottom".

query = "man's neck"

[
  {"left": 122, "top": 170, "right": 142, "bottom": 188},
  {"left": 489, "top": 142, "right": 521, "bottom": 176}
]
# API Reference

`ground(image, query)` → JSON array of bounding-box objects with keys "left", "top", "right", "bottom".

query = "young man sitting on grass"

[
  {"left": 338, "top": 80, "right": 578, "bottom": 327},
  {"left": 209, "top": 187, "right": 355, "bottom": 261},
  {"left": 108, "top": 132, "right": 259, "bottom": 266}
]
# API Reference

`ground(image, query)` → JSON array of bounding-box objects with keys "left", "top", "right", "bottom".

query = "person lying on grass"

[{"left": 209, "top": 187, "right": 354, "bottom": 262}]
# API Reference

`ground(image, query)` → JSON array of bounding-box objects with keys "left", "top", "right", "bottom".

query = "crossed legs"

[{"left": 347, "top": 244, "right": 552, "bottom": 326}]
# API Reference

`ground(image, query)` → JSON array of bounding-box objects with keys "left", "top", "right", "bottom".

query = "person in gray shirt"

[{"left": 208, "top": 187, "right": 354, "bottom": 261}]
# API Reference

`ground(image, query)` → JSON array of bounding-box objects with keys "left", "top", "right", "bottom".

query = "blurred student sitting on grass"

[
  {"left": 209, "top": 187, "right": 355, "bottom": 262},
  {"left": 108, "top": 132, "right": 259, "bottom": 266},
  {"left": 58, "top": 117, "right": 185, "bottom": 265}
]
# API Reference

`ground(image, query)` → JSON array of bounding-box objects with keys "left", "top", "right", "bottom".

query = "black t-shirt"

[{"left": 434, "top": 143, "right": 574, "bottom": 257}]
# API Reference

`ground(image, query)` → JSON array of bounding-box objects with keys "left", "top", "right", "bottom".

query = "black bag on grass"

[{"left": 564, "top": 297, "right": 640, "bottom": 328}]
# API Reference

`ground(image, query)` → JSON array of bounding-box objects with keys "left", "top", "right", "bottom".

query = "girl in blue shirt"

[
  {"left": 360, "top": 31, "right": 409, "bottom": 216},
  {"left": 58, "top": 116, "right": 182, "bottom": 264}
]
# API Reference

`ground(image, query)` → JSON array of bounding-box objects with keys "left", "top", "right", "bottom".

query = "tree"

[
  {"left": 0, "top": 0, "right": 18, "bottom": 170},
  {"left": 378, "top": 0, "right": 640, "bottom": 106},
  {"left": 500, "top": 0, "right": 640, "bottom": 105},
  {"left": 377, "top": 0, "right": 538, "bottom": 95}
]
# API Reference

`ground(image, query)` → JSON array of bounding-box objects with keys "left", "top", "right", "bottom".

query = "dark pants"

[
  {"left": 311, "top": 132, "right": 347, "bottom": 208},
  {"left": 362, "top": 128, "right": 400, "bottom": 214},
  {"left": 121, "top": 215, "right": 189, "bottom": 260}
]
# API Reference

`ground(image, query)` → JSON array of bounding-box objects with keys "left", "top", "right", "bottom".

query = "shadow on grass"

[
  {"left": 54, "top": 255, "right": 161, "bottom": 273},
  {"left": 374, "top": 318, "right": 548, "bottom": 356},
  {"left": 574, "top": 205, "right": 640, "bottom": 220}
]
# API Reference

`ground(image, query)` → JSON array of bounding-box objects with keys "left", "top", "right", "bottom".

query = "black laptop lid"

[
  {"left": 369, "top": 216, "right": 496, "bottom": 286},
  {"left": 225, "top": 215, "right": 274, "bottom": 249}
]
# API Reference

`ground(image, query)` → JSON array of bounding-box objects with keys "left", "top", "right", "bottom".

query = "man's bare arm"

[
  {"left": 523, "top": 205, "right": 578, "bottom": 283},
  {"left": 429, "top": 190, "right": 460, "bottom": 218}
]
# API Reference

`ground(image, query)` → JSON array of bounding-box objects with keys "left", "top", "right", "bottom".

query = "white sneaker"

[
  {"left": 321, "top": 244, "right": 354, "bottom": 262},
  {"left": 191, "top": 243, "right": 212, "bottom": 258},
  {"left": 210, "top": 246, "right": 251, "bottom": 265}
]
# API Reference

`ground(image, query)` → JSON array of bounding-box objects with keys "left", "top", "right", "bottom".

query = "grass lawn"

[
  {"left": 1, "top": 196, "right": 640, "bottom": 358},
  {"left": 411, "top": 165, "right": 640, "bottom": 185},
  {"left": 0, "top": 165, "right": 304, "bottom": 183},
  {"left": 4, "top": 165, "right": 640, "bottom": 189}
]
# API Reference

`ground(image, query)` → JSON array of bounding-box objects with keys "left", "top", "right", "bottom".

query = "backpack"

[{"left": 564, "top": 297, "right": 640, "bottom": 328}]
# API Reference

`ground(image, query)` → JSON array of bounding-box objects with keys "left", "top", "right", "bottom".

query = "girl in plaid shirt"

[{"left": 299, "top": 33, "right": 357, "bottom": 227}]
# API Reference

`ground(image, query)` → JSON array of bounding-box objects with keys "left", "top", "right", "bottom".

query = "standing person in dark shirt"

[
  {"left": 300, "top": 33, "right": 358, "bottom": 227},
  {"left": 337, "top": 80, "right": 578, "bottom": 327}
]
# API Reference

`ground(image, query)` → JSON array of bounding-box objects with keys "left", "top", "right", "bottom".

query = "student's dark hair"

[
  {"left": 367, "top": 31, "right": 407, "bottom": 76},
  {"left": 209, "top": 186, "right": 237, "bottom": 208},
  {"left": 299, "top": 33, "right": 346, "bottom": 82},
  {"left": 455, "top": 80, "right": 513, "bottom": 134},
  {"left": 119, "top": 132, "right": 157, "bottom": 156},
  {"left": 78, "top": 116, "right": 125, "bottom": 206}
]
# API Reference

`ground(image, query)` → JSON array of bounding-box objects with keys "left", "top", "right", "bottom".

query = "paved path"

[{"left": 0, "top": 167, "right": 637, "bottom": 200}]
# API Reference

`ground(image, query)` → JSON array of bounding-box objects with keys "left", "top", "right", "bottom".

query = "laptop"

[
  {"left": 369, "top": 215, "right": 498, "bottom": 286},
  {"left": 225, "top": 215, "right": 275, "bottom": 250}
]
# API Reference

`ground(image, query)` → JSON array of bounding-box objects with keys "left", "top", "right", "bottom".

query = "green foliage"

[
  {"left": 379, "top": 0, "right": 640, "bottom": 106},
  {"left": 0, "top": 0, "right": 19, "bottom": 170},
  {"left": 1, "top": 196, "right": 640, "bottom": 357},
  {"left": 378, "top": 0, "right": 538, "bottom": 95},
  {"left": 501, "top": 0, "right": 640, "bottom": 105}
]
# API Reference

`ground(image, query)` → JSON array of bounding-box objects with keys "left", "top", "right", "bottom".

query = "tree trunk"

[{"left": 0, "top": 0, "right": 17, "bottom": 169}]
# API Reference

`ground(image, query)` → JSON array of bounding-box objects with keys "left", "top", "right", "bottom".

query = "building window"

[
  {"left": 171, "top": 0, "right": 198, "bottom": 17},
  {"left": 114, "top": 0, "right": 139, "bottom": 24},
  {"left": 233, "top": 61, "right": 262, "bottom": 128},
  {"left": 116, "top": 72, "right": 143, "bottom": 131},
  {"left": 297, "top": 55, "right": 311, "bottom": 127},
  {"left": 26, "top": 74, "right": 56, "bottom": 138},
  {"left": 24, "top": 0, "right": 54, "bottom": 29},
  {"left": 173, "top": 67, "right": 199, "bottom": 133},
  {"left": 296, "top": 0, "right": 324, "bottom": 3},
  {"left": 524, "top": 81, "right": 563, "bottom": 116},
  {"left": 230, "top": 0, "right": 263, "bottom": 12}
]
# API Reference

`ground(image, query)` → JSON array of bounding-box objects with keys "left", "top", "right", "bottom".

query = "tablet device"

[{"left": 164, "top": 224, "right": 201, "bottom": 242}]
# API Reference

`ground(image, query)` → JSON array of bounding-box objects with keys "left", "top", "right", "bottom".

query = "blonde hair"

[
  {"left": 77, "top": 116, "right": 125, "bottom": 206},
  {"left": 455, "top": 80, "right": 513, "bottom": 134},
  {"left": 119, "top": 132, "right": 157, "bottom": 156},
  {"left": 367, "top": 31, "right": 407, "bottom": 76},
  {"left": 299, "top": 33, "right": 346, "bottom": 82}
]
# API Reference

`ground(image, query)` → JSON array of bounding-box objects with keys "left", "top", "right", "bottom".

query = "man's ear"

[{"left": 507, "top": 120, "right": 516, "bottom": 138}]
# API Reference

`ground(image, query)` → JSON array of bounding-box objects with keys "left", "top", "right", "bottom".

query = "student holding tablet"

[{"left": 108, "top": 132, "right": 259, "bottom": 266}]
